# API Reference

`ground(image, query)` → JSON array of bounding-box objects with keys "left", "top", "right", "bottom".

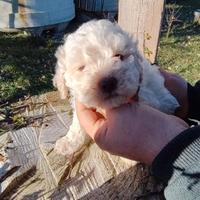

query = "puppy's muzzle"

[{"left": 99, "top": 76, "right": 118, "bottom": 94}]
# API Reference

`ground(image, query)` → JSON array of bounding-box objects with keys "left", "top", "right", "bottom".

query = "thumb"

[{"left": 75, "top": 100, "right": 106, "bottom": 140}]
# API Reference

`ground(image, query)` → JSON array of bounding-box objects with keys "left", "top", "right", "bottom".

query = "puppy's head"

[{"left": 53, "top": 19, "right": 143, "bottom": 109}]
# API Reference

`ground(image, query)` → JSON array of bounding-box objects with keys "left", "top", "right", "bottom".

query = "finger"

[
  {"left": 75, "top": 100, "right": 106, "bottom": 140},
  {"left": 159, "top": 69, "right": 173, "bottom": 81},
  {"left": 159, "top": 70, "right": 188, "bottom": 118}
]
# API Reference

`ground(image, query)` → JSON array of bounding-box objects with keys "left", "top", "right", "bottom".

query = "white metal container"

[
  {"left": 0, "top": 0, "right": 75, "bottom": 32},
  {"left": 78, "top": 0, "right": 118, "bottom": 12}
]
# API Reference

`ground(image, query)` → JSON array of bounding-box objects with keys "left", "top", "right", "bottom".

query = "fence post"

[{"left": 118, "top": 0, "right": 165, "bottom": 63}]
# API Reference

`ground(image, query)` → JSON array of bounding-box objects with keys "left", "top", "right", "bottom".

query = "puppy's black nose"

[{"left": 99, "top": 77, "right": 118, "bottom": 93}]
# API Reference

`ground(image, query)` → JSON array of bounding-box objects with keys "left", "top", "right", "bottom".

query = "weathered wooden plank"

[
  {"left": 38, "top": 95, "right": 137, "bottom": 198},
  {"left": 39, "top": 112, "right": 72, "bottom": 150},
  {"left": 8, "top": 169, "right": 46, "bottom": 200},
  {"left": 0, "top": 127, "right": 62, "bottom": 198},
  {"left": 0, "top": 133, "right": 16, "bottom": 197},
  {"left": 39, "top": 94, "right": 164, "bottom": 199},
  {"left": 46, "top": 143, "right": 136, "bottom": 200},
  {"left": 38, "top": 92, "right": 74, "bottom": 185},
  {"left": 81, "top": 164, "right": 164, "bottom": 200},
  {"left": 0, "top": 91, "right": 164, "bottom": 199},
  {"left": 118, "top": 0, "right": 165, "bottom": 63},
  {"left": 0, "top": 128, "right": 39, "bottom": 198},
  {"left": 21, "top": 91, "right": 71, "bottom": 118}
]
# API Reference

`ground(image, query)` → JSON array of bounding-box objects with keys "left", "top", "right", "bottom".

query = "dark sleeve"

[
  {"left": 151, "top": 126, "right": 200, "bottom": 200},
  {"left": 187, "top": 81, "right": 200, "bottom": 121}
]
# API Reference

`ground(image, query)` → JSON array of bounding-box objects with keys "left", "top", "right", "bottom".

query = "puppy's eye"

[
  {"left": 78, "top": 66, "right": 85, "bottom": 71},
  {"left": 114, "top": 54, "right": 124, "bottom": 61}
]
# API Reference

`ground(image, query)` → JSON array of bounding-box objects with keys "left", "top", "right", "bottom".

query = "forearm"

[{"left": 151, "top": 126, "right": 200, "bottom": 200}]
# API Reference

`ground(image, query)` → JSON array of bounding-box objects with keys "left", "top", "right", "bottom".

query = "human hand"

[
  {"left": 76, "top": 101, "right": 188, "bottom": 165},
  {"left": 160, "top": 69, "right": 188, "bottom": 119}
]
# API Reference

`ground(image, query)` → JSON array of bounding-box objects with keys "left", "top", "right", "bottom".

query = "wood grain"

[
  {"left": 118, "top": 0, "right": 165, "bottom": 63},
  {"left": 0, "top": 91, "right": 164, "bottom": 199}
]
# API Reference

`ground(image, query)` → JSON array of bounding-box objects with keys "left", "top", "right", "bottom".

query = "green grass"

[
  {"left": 158, "top": 23, "right": 200, "bottom": 84},
  {"left": 0, "top": 32, "right": 57, "bottom": 104},
  {"left": 158, "top": 0, "right": 200, "bottom": 84}
]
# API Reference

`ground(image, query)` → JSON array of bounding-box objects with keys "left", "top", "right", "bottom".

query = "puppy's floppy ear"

[
  {"left": 53, "top": 45, "right": 68, "bottom": 99},
  {"left": 130, "top": 39, "right": 144, "bottom": 74}
]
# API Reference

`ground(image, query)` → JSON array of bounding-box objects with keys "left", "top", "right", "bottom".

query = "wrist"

[
  {"left": 147, "top": 117, "right": 189, "bottom": 165},
  {"left": 151, "top": 126, "right": 200, "bottom": 183}
]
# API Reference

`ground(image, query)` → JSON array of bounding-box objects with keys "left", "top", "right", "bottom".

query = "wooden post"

[
  {"left": 118, "top": 0, "right": 165, "bottom": 63},
  {"left": 194, "top": 9, "right": 200, "bottom": 24}
]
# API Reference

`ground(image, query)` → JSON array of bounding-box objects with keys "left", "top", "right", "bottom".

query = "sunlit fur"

[{"left": 53, "top": 19, "right": 179, "bottom": 156}]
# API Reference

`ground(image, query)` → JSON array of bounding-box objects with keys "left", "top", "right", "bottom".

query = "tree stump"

[{"left": 0, "top": 91, "right": 164, "bottom": 199}]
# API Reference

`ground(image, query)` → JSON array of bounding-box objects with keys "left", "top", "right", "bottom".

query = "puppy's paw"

[{"left": 54, "top": 136, "right": 75, "bottom": 157}]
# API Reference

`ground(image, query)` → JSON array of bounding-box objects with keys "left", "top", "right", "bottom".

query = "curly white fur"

[{"left": 53, "top": 19, "right": 179, "bottom": 156}]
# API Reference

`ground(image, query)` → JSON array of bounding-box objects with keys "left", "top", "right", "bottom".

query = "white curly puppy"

[{"left": 53, "top": 19, "right": 179, "bottom": 156}]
